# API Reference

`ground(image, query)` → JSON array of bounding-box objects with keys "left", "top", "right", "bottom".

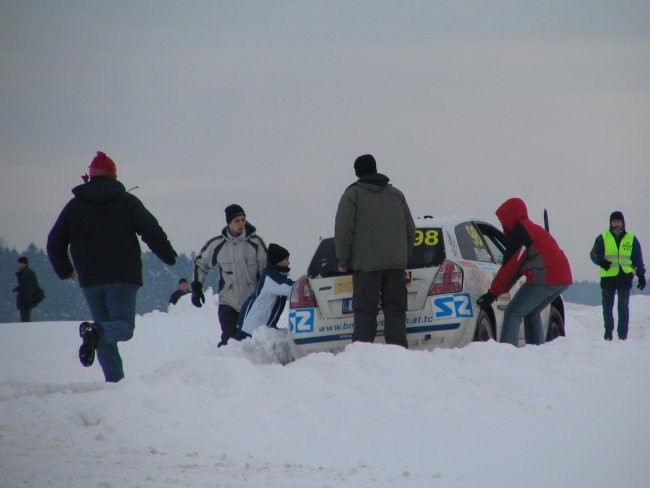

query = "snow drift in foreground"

[{"left": 1, "top": 291, "right": 649, "bottom": 488}]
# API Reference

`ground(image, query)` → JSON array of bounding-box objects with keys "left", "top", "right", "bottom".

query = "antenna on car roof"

[{"left": 544, "top": 209, "right": 549, "bottom": 232}]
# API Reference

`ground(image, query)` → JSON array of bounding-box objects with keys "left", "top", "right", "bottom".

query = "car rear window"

[
  {"left": 307, "top": 229, "right": 445, "bottom": 278},
  {"left": 307, "top": 238, "right": 344, "bottom": 278},
  {"left": 410, "top": 228, "right": 445, "bottom": 268}
]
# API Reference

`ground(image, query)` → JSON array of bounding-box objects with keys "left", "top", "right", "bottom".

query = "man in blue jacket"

[
  {"left": 47, "top": 151, "right": 177, "bottom": 382},
  {"left": 590, "top": 211, "right": 645, "bottom": 341}
]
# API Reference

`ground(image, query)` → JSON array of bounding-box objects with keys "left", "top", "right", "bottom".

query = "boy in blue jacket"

[{"left": 235, "top": 243, "right": 294, "bottom": 340}]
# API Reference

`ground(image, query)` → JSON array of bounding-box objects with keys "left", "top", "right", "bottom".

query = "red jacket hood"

[{"left": 496, "top": 198, "right": 528, "bottom": 234}]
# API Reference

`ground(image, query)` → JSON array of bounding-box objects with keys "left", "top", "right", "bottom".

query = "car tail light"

[
  {"left": 290, "top": 275, "right": 317, "bottom": 308},
  {"left": 429, "top": 260, "right": 463, "bottom": 295}
]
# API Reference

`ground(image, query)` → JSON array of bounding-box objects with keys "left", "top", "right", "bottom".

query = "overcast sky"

[{"left": 1, "top": 1, "right": 649, "bottom": 281}]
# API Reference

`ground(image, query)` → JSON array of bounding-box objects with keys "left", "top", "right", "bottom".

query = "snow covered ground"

[{"left": 1, "top": 290, "right": 649, "bottom": 488}]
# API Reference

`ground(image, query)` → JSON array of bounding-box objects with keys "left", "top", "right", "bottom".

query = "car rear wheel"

[
  {"left": 473, "top": 308, "right": 495, "bottom": 342},
  {"left": 546, "top": 305, "right": 565, "bottom": 341}
]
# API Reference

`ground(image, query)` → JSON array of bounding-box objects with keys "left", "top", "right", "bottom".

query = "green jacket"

[{"left": 335, "top": 173, "right": 415, "bottom": 272}]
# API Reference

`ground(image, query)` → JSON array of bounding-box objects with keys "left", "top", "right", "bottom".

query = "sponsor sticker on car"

[
  {"left": 334, "top": 276, "right": 353, "bottom": 294},
  {"left": 431, "top": 293, "right": 474, "bottom": 319},
  {"left": 289, "top": 308, "right": 315, "bottom": 333}
]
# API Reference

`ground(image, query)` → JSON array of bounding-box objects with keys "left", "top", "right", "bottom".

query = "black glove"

[
  {"left": 477, "top": 292, "right": 496, "bottom": 306},
  {"left": 638, "top": 275, "right": 646, "bottom": 291},
  {"left": 191, "top": 281, "right": 205, "bottom": 308},
  {"left": 600, "top": 259, "right": 611, "bottom": 271}
]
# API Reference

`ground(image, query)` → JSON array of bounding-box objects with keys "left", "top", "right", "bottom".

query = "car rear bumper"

[{"left": 288, "top": 303, "right": 476, "bottom": 359}]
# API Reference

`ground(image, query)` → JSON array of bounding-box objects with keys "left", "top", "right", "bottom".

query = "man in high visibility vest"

[{"left": 590, "top": 211, "right": 645, "bottom": 340}]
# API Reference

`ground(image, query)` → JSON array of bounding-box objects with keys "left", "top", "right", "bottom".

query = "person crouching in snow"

[
  {"left": 235, "top": 243, "right": 294, "bottom": 340},
  {"left": 477, "top": 197, "right": 572, "bottom": 346}
]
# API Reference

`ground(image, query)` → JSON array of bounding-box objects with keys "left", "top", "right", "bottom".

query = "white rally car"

[{"left": 287, "top": 216, "right": 566, "bottom": 359}]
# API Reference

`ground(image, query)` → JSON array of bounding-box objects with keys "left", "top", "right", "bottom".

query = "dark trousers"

[
  {"left": 352, "top": 270, "right": 408, "bottom": 348},
  {"left": 18, "top": 307, "right": 32, "bottom": 322},
  {"left": 218, "top": 304, "right": 240, "bottom": 346},
  {"left": 602, "top": 287, "right": 630, "bottom": 339}
]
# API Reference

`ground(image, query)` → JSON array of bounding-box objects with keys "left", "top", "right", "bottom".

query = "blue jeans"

[
  {"left": 602, "top": 287, "right": 630, "bottom": 339},
  {"left": 82, "top": 283, "right": 138, "bottom": 382},
  {"left": 500, "top": 284, "right": 568, "bottom": 347}
]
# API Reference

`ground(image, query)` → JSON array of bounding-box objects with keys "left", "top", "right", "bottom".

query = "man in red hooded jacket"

[{"left": 477, "top": 198, "right": 572, "bottom": 346}]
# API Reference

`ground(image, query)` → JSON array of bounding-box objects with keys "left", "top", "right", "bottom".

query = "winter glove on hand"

[
  {"left": 191, "top": 281, "right": 205, "bottom": 308},
  {"left": 477, "top": 292, "right": 496, "bottom": 306},
  {"left": 600, "top": 259, "right": 612, "bottom": 271},
  {"left": 638, "top": 275, "right": 646, "bottom": 291}
]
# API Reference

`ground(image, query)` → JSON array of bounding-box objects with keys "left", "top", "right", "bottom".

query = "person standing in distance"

[
  {"left": 191, "top": 204, "right": 267, "bottom": 346},
  {"left": 169, "top": 278, "right": 190, "bottom": 305},
  {"left": 47, "top": 151, "right": 177, "bottom": 382},
  {"left": 13, "top": 257, "right": 41, "bottom": 322},
  {"left": 590, "top": 211, "right": 645, "bottom": 340},
  {"left": 334, "top": 154, "right": 415, "bottom": 347}
]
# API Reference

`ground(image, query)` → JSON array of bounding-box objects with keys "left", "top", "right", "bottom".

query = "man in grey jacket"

[
  {"left": 335, "top": 154, "right": 415, "bottom": 347},
  {"left": 191, "top": 204, "right": 267, "bottom": 346}
]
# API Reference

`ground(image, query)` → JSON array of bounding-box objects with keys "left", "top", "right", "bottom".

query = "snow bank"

[{"left": 1, "top": 292, "right": 649, "bottom": 487}]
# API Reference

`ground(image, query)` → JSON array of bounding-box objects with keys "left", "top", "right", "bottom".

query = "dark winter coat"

[
  {"left": 169, "top": 289, "right": 189, "bottom": 305},
  {"left": 14, "top": 266, "right": 39, "bottom": 310},
  {"left": 47, "top": 177, "right": 177, "bottom": 287},
  {"left": 488, "top": 198, "right": 573, "bottom": 296},
  {"left": 335, "top": 173, "right": 415, "bottom": 272},
  {"left": 590, "top": 226, "right": 645, "bottom": 290}
]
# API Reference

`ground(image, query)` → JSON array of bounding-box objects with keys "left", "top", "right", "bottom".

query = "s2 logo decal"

[
  {"left": 432, "top": 293, "right": 474, "bottom": 319},
  {"left": 289, "top": 309, "right": 315, "bottom": 333}
]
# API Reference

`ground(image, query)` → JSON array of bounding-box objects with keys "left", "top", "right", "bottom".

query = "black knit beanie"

[
  {"left": 354, "top": 154, "right": 377, "bottom": 177},
  {"left": 267, "top": 243, "right": 290, "bottom": 265},
  {"left": 225, "top": 204, "right": 246, "bottom": 223},
  {"left": 609, "top": 211, "right": 624, "bottom": 223}
]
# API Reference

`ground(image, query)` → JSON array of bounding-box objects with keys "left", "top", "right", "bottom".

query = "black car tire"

[
  {"left": 473, "top": 308, "right": 495, "bottom": 342},
  {"left": 546, "top": 305, "right": 565, "bottom": 341}
]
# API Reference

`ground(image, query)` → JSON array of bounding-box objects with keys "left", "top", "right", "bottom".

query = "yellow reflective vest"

[{"left": 600, "top": 231, "right": 635, "bottom": 277}]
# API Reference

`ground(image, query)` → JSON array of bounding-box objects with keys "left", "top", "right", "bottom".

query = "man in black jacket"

[
  {"left": 13, "top": 256, "right": 40, "bottom": 322},
  {"left": 47, "top": 151, "right": 177, "bottom": 382}
]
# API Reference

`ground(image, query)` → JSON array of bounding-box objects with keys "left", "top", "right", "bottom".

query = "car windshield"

[{"left": 307, "top": 229, "right": 445, "bottom": 278}]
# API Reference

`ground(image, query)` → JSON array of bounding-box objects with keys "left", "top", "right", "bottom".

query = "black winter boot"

[
  {"left": 79, "top": 322, "right": 98, "bottom": 367},
  {"left": 604, "top": 330, "right": 613, "bottom": 341}
]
